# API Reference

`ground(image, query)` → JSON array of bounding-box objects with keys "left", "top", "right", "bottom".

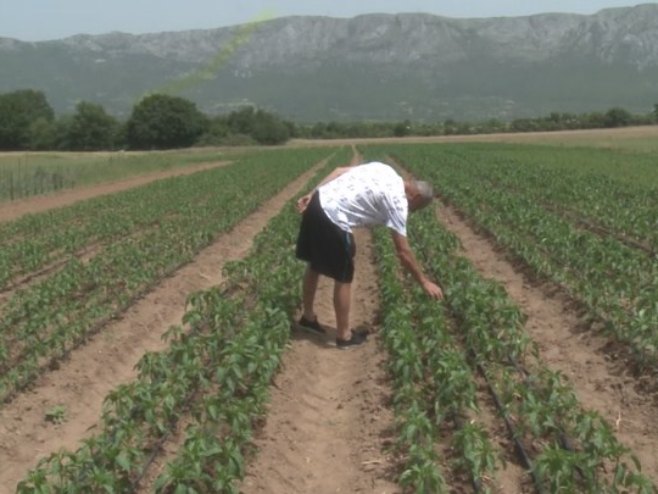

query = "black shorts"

[{"left": 295, "top": 191, "right": 355, "bottom": 283}]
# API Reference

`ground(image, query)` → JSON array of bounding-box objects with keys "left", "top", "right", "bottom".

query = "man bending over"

[{"left": 295, "top": 161, "right": 443, "bottom": 348}]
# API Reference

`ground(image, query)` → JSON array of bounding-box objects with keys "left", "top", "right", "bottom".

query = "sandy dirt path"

[
  {"left": 0, "top": 160, "right": 230, "bottom": 223},
  {"left": 241, "top": 147, "right": 399, "bottom": 494},
  {"left": 0, "top": 160, "right": 326, "bottom": 492},
  {"left": 435, "top": 202, "right": 658, "bottom": 486},
  {"left": 240, "top": 228, "right": 400, "bottom": 494}
]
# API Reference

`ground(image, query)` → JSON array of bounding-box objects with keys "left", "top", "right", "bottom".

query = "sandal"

[
  {"left": 297, "top": 315, "right": 326, "bottom": 335},
  {"left": 336, "top": 330, "right": 368, "bottom": 348}
]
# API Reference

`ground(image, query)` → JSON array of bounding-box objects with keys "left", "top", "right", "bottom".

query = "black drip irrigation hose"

[
  {"left": 507, "top": 356, "right": 585, "bottom": 481},
  {"left": 133, "top": 425, "right": 176, "bottom": 487},
  {"left": 467, "top": 350, "right": 546, "bottom": 494}
]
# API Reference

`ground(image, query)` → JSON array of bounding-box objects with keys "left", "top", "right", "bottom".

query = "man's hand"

[
  {"left": 297, "top": 193, "right": 312, "bottom": 213},
  {"left": 391, "top": 231, "right": 444, "bottom": 301},
  {"left": 422, "top": 279, "right": 444, "bottom": 300}
]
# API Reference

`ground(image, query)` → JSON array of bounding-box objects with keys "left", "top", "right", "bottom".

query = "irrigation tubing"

[
  {"left": 507, "top": 356, "right": 586, "bottom": 481},
  {"left": 472, "top": 357, "right": 546, "bottom": 494}
]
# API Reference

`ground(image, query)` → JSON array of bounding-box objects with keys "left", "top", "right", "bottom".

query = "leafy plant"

[{"left": 44, "top": 404, "right": 67, "bottom": 424}]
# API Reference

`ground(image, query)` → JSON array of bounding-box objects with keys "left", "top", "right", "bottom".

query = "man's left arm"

[{"left": 391, "top": 230, "right": 444, "bottom": 300}]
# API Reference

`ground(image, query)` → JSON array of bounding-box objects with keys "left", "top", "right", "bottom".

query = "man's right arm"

[{"left": 391, "top": 230, "right": 444, "bottom": 300}]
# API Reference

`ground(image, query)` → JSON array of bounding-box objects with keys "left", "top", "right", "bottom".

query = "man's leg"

[
  {"left": 334, "top": 280, "right": 351, "bottom": 341},
  {"left": 302, "top": 265, "right": 320, "bottom": 321}
]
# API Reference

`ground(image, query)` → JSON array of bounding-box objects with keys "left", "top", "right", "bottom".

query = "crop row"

[
  {"left": 405, "top": 206, "right": 654, "bottom": 493},
  {"left": 0, "top": 149, "right": 311, "bottom": 291},
  {"left": 0, "top": 149, "right": 230, "bottom": 203},
  {"left": 16, "top": 149, "right": 350, "bottom": 493},
  {"left": 359, "top": 144, "right": 653, "bottom": 492},
  {"left": 0, "top": 148, "right": 332, "bottom": 403},
  {"left": 373, "top": 226, "right": 496, "bottom": 493},
  {"left": 371, "top": 143, "right": 658, "bottom": 372},
  {"left": 428, "top": 144, "right": 657, "bottom": 249}
]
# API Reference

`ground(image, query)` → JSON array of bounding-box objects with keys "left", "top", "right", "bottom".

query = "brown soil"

[
  {"left": 435, "top": 202, "right": 658, "bottom": 486},
  {"left": 471, "top": 376, "right": 530, "bottom": 493},
  {"left": 240, "top": 228, "right": 400, "bottom": 494},
  {"left": 0, "top": 160, "right": 230, "bottom": 223},
  {"left": 0, "top": 161, "right": 324, "bottom": 492}
]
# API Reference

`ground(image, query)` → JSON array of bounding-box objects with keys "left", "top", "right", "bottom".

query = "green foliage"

[
  {"left": 393, "top": 120, "right": 411, "bottom": 137},
  {"left": 0, "top": 89, "right": 54, "bottom": 150},
  {"left": 0, "top": 148, "right": 329, "bottom": 403},
  {"left": 363, "top": 143, "right": 657, "bottom": 493},
  {"left": 44, "top": 405, "right": 67, "bottom": 424},
  {"left": 27, "top": 117, "right": 57, "bottom": 150},
  {"left": 196, "top": 107, "right": 292, "bottom": 146},
  {"left": 13, "top": 147, "right": 341, "bottom": 492},
  {"left": 65, "top": 101, "right": 120, "bottom": 150},
  {"left": 250, "top": 112, "right": 290, "bottom": 145},
  {"left": 224, "top": 106, "right": 290, "bottom": 145},
  {"left": 300, "top": 106, "right": 653, "bottom": 140},
  {"left": 0, "top": 149, "right": 234, "bottom": 203},
  {"left": 1, "top": 82, "right": 654, "bottom": 152},
  {"left": 196, "top": 116, "right": 232, "bottom": 146},
  {"left": 126, "top": 93, "right": 208, "bottom": 149},
  {"left": 604, "top": 107, "right": 633, "bottom": 128},
  {"left": 389, "top": 143, "right": 658, "bottom": 370}
]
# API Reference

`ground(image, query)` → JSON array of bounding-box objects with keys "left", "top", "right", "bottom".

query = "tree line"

[
  {"left": 300, "top": 106, "right": 658, "bottom": 139},
  {"left": 1, "top": 89, "right": 657, "bottom": 151},
  {"left": 0, "top": 90, "right": 292, "bottom": 151}
]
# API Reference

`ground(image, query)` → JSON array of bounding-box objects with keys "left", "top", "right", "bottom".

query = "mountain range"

[{"left": 1, "top": 4, "right": 658, "bottom": 122}]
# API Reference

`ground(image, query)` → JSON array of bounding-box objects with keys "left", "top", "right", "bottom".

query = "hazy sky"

[{"left": 0, "top": 1, "right": 651, "bottom": 41}]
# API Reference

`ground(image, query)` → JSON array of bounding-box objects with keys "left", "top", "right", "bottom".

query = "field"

[{"left": 0, "top": 127, "right": 657, "bottom": 493}]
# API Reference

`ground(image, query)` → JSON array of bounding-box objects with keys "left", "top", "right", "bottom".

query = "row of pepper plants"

[
  {"left": 0, "top": 150, "right": 292, "bottom": 291},
  {"left": 360, "top": 146, "right": 655, "bottom": 493},
  {"left": 151, "top": 151, "right": 346, "bottom": 492},
  {"left": 369, "top": 143, "right": 658, "bottom": 373},
  {"left": 0, "top": 153, "right": 234, "bottom": 289},
  {"left": 0, "top": 148, "right": 332, "bottom": 403},
  {"left": 408, "top": 208, "right": 654, "bottom": 493},
  {"left": 16, "top": 148, "right": 350, "bottom": 493},
  {"left": 373, "top": 226, "right": 497, "bottom": 493},
  {"left": 428, "top": 144, "right": 657, "bottom": 250}
]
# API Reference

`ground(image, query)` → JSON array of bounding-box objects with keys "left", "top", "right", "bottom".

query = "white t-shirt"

[{"left": 318, "top": 162, "right": 408, "bottom": 236}]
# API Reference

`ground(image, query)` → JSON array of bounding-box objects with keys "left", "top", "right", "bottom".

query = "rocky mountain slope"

[{"left": 1, "top": 4, "right": 657, "bottom": 121}]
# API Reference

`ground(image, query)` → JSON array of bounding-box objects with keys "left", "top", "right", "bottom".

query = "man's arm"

[
  {"left": 391, "top": 230, "right": 444, "bottom": 300},
  {"left": 296, "top": 166, "right": 355, "bottom": 213}
]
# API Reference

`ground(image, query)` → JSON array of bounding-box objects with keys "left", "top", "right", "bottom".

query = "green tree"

[
  {"left": 251, "top": 110, "right": 290, "bottom": 145},
  {"left": 0, "top": 89, "right": 54, "bottom": 149},
  {"left": 309, "top": 122, "right": 327, "bottom": 138},
  {"left": 603, "top": 107, "right": 632, "bottom": 128},
  {"left": 227, "top": 106, "right": 257, "bottom": 135},
  {"left": 53, "top": 115, "right": 74, "bottom": 150},
  {"left": 126, "top": 94, "right": 208, "bottom": 149},
  {"left": 196, "top": 116, "right": 231, "bottom": 146},
  {"left": 27, "top": 117, "right": 57, "bottom": 150},
  {"left": 66, "top": 101, "right": 119, "bottom": 150},
  {"left": 225, "top": 107, "right": 290, "bottom": 145},
  {"left": 443, "top": 118, "right": 458, "bottom": 135},
  {"left": 480, "top": 118, "right": 505, "bottom": 134},
  {"left": 653, "top": 103, "right": 658, "bottom": 123},
  {"left": 393, "top": 120, "right": 411, "bottom": 137}
]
